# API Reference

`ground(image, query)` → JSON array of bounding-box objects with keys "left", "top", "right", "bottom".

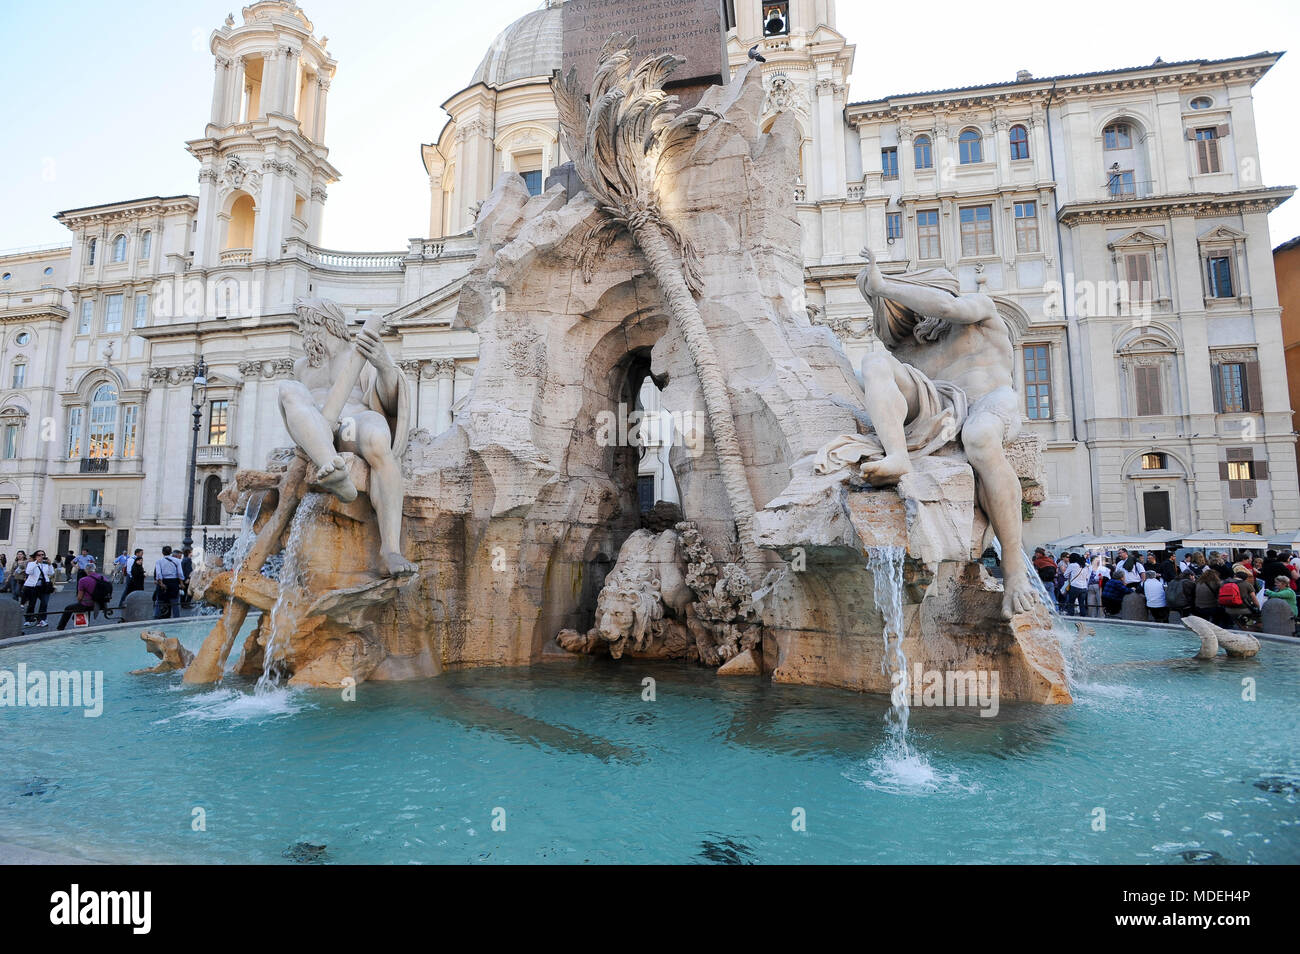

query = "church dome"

[{"left": 470, "top": 3, "right": 563, "bottom": 89}]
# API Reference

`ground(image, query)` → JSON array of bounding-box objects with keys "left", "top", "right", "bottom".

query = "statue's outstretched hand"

[{"left": 356, "top": 328, "right": 393, "bottom": 371}]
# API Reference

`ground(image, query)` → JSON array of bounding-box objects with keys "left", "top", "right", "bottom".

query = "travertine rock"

[{"left": 129, "top": 630, "right": 195, "bottom": 675}]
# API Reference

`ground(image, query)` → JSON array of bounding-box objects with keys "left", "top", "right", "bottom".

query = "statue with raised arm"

[
  {"left": 278, "top": 298, "right": 416, "bottom": 578},
  {"left": 815, "top": 250, "right": 1036, "bottom": 618}
]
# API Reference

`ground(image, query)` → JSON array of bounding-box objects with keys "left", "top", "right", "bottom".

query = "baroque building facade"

[{"left": 0, "top": 0, "right": 1294, "bottom": 564}]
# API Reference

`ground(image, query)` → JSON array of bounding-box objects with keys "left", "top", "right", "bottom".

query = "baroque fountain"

[{"left": 180, "top": 35, "right": 1071, "bottom": 707}]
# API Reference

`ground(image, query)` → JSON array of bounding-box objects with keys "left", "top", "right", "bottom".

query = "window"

[
  {"left": 66, "top": 407, "right": 83, "bottom": 459},
  {"left": 1023, "top": 345, "right": 1052, "bottom": 420},
  {"left": 959, "top": 205, "right": 994, "bottom": 256},
  {"left": 1141, "top": 452, "right": 1167, "bottom": 470},
  {"left": 913, "top": 135, "right": 932, "bottom": 170},
  {"left": 87, "top": 488, "right": 104, "bottom": 509},
  {"left": 1124, "top": 252, "right": 1153, "bottom": 304},
  {"left": 43, "top": 266, "right": 52, "bottom": 276},
  {"left": 1190, "top": 96, "right": 1213, "bottom": 110},
  {"left": 886, "top": 211, "right": 902, "bottom": 241},
  {"left": 139, "top": 230, "right": 152, "bottom": 259},
  {"left": 78, "top": 300, "right": 93, "bottom": 334},
  {"left": 104, "top": 293, "right": 123, "bottom": 333},
  {"left": 1206, "top": 255, "right": 1234, "bottom": 298},
  {"left": 1195, "top": 127, "right": 1221, "bottom": 174},
  {"left": 1108, "top": 169, "right": 1136, "bottom": 196},
  {"left": 1213, "top": 359, "right": 1260, "bottom": 413},
  {"left": 2, "top": 424, "right": 18, "bottom": 459},
  {"left": 958, "top": 128, "right": 983, "bottom": 164},
  {"left": 87, "top": 238, "right": 96, "bottom": 266},
  {"left": 916, "top": 209, "right": 941, "bottom": 259},
  {"left": 1103, "top": 123, "right": 1132, "bottom": 150},
  {"left": 10, "top": 362, "right": 25, "bottom": 389},
  {"left": 1, "top": 273, "right": 8, "bottom": 281},
  {"left": 15, "top": 332, "right": 30, "bottom": 346},
  {"left": 1009, "top": 124, "right": 1030, "bottom": 160},
  {"left": 881, "top": 147, "right": 898, "bottom": 179},
  {"left": 134, "top": 294, "right": 149, "bottom": 328},
  {"left": 762, "top": 2, "right": 789, "bottom": 36},
  {"left": 1014, "top": 201, "right": 1039, "bottom": 252},
  {"left": 520, "top": 170, "right": 543, "bottom": 196},
  {"left": 88, "top": 384, "right": 118, "bottom": 459},
  {"left": 1224, "top": 448, "right": 1262, "bottom": 500},
  {"left": 202, "top": 475, "right": 223, "bottom": 526},
  {"left": 121, "top": 405, "right": 138, "bottom": 459},
  {"left": 0, "top": 507, "right": 10, "bottom": 540},
  {"left": 1134, "top": 364, "right": 1163, "bottom": 416},
  {"left": 208, "top": 400, "right": 229, "bottom": 446},
  {"left": 111, "top": 234, "right": 127, "bottom": 263},
  {"left": 637, "top": 474, "right": 656, "bottom": 512}
]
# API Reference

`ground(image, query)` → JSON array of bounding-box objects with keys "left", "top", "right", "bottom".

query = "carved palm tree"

[{"left": 553, "top": 34, "right": 762, "bottom": 572}]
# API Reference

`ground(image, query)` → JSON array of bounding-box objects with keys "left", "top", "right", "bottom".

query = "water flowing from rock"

[
  {"left": 221, "top": 492, "right": 265, "bottom": 651},
  {"left": 868, "top": 546, "right": 911, "bottom": 749},
  {"left": 256, "top": 496, "right": 323, "bottom": 693}
]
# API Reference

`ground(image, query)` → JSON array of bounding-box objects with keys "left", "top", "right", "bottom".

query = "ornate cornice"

[
  {"left": 238, "top": 358, "right": 296, "bottom": 379},
  {"left": 1059, "top": 186, "right": 1294, "bottom": 224}
]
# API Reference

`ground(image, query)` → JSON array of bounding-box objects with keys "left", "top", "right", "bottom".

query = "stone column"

[
  {"left": 397, "top": 360, "right": 423, "bottom": 428},
  {"left": 210, "top": 54, "right": 232, "bottom": 125},
  {"left": 431, "top": 360, "right": 456, "bottom": 434},
  {"left": 313, "top": 75, "right": 331, "bottom": 142}
]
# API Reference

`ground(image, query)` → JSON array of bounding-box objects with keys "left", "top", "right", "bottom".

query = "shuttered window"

[
  {"left": 1211, "top": 360, "right": 1262, "bottom": 413},
  {"left": 1220, "top": 447, "right": 1268, "bottom": 498},
  {"left": 1125, "top": 252, "right": 1153, "bottom": 303},
  {"left": 1195, "top": 127, "right": 1222, "bottom": 174},
  {"left": 1207, "top": 255, "right": 1234, "bottom": 297},
  {"left": 1134, "top": 364, "right": 1163, "bottom": 416}
]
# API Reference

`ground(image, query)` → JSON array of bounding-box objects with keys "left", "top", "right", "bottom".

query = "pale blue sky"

[{"left": 1, "top": 0, "right": 1297, "bottom": 253}]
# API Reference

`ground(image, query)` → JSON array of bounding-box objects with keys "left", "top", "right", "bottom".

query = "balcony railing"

[
  {"left": 196, "top": 443, "right": 238, "bottom": 465},
  {"left": 79, "top": 457, "right": 109, "bottom": 473},
  {"left": 219, "top": 248, "right": 253, "bottom": 265},
  {"left": 61, "top": 504, "right": 113, "bottom": 522},
  {"left": 1104, "top": 179, "right": 1156, "bottom": 199}
]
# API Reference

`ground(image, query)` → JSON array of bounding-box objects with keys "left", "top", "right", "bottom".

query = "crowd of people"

[
  {"left": 1031, "top": 546, "right": 1300, "bottom": 632},
  {"left": 0, "top": 544, "right": 198, "bottom": 631}
]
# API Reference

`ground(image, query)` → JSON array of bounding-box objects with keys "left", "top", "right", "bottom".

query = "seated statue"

[
  {"left": 278, "top": 298, "right": 416, "bottom": 578},
  {"left": 815, "top": 249, "right": 1036, "bottom": 618}
]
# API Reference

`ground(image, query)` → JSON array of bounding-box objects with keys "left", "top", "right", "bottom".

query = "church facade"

[{"left": 0, "top": 0, "right": 1294, "bottom": 564}]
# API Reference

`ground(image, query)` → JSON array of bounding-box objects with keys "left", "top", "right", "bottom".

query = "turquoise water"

[{"left": 0, "top": 621, "right": 1297, "bottom": 864}]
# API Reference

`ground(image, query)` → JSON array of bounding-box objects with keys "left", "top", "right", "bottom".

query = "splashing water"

[
  {"left": 256, "top": 496, "right": 324, "bottom": 693},
  {"left": 221, "top": 492, "right": 266, "bottom": 649}
]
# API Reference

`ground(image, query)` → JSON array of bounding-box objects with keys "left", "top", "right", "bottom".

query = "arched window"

[
  {"left": 913, "top": 134, "right": 932, "bottom": 170},
  {"left": 1103, "top": 122, "right": 1132, "bottom": 150},
  {"left": 86, "top": 238, "right": 97, "bottom": 266},
  {"left": 111, "top": 234, "right": 127, "bottom": 263},
  {"left": 958, "top": 128, "right": 983, "bottom": 164},
  {"left": 138, "top": 230, "right": 152, "bottom": 259},
  {"left": 1009, "top": 124, "right": 1030, "bottom": 160},
  {"left": 88, "top": 383, "right": 118, "bottom": 459},
  {"left": 201, "top": 475, "right": 224, "bottom": 526},
  {"left": 225, "top": 193, "right": 256, "bottom": 251}
]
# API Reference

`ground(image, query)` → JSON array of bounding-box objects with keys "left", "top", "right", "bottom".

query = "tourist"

[
  {"left": 21, "top": 550, "right": 54, "bottom": 627},
  {"left": 112, "top": 549, "right": 130, "bottom": 584},
  {"left": 1086, "top": 555, "right": 1108, "bottom": 618},
  {"left": 1193, "top": 568, "right": 1224, "bottom": 626},
  {"left": 1102, "top": 570, "right": 1128, "bottom": 618},
  {"left": 1142, "top": 571, "right": 1169, "bottom": 623},
  {"left": 1187, "top": 551, "right": 1206, "bottom": 576},
  {"left": 119, "top": 549, "right": 145, "bottom": 608},
  {"left": 1263, "top": 576, "right": 1297, "bottom": 618},
  {"left": 1218, "top": 569, "right": 1259, "bottom": 629},
  {"left": 1060, "top": 553, "right": 1089, "bottom": 616},
  {"left": 153, "top": 545, "right": 185, "bottom": 620},
  {"left": 9, "top": 550, "right": 26, "bottom": 599},
  {"left": 181, "top": 547, "right": 195, "bottom": 607},
  {"left": 55, "top": 560, "right": 112, "bottom": 630},
  {"left": 0, "top": 553, "right": 7, "bottom": 586},
  {"left": 1155, "top": 551, "right": 1177, "bottom": 583},
  {"left": 73, "top": 547, "right": 93, "bottom": 581},
  {"left": 1166, "top": 570, "right": 1196, "bottom": 617},
  {"left": 1121, "top": 554, "right": 1146, "bottom": 591}
]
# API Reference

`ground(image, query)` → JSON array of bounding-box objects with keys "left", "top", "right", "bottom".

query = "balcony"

[
  {"left": 79, "top": 457, "right": 109, "bottom": 473},
  {"left": 1104, "top": 179, "right": 1156, "bottom": 200},
  {"left": 61, "top": 504, "right": 113, "bottom": 524},
  {"left": 51, "top": 455, "right": 144, "bottom": 478},
  {"left": 196, "top": 443, "right": 238, "bottom": 466},
  {"left": 219, "top": 248, "right": 253, "bottom": 265}
]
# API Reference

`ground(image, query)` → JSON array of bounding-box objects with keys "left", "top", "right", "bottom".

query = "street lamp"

[{"left": 182, "top": 356, "right": 209, "bottom": 553}]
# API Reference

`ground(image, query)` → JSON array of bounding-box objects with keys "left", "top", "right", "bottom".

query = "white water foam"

[
  {"left": 156, "top": 686, "right": 312, "bottom": 723},
  {"left": 256, "top": 496, "right": 323, "bottom": 693}
]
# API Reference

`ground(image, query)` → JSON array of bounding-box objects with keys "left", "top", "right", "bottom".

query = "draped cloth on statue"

[
  {"left": 813, "top": 364, "right": 968, "bottom": 475},
  {"left": 355, "top": 364, "right": 411, "bottom": 458},
  {"left": 814, "top": 263, "right": 967, "bottom": 476}
]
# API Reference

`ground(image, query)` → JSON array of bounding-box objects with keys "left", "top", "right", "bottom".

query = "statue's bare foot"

[
  {"left": 380, "top": 551, "right": 418, "bottom": 578},
  {"left": 858, "top": 452, "right": 911, "bottom": 486},
  {"left": 1002, "top": 572, "right": 1039, "bottom": 619},
  {"left": 314, "top": 455, "right": 358, "bottom": 502}
]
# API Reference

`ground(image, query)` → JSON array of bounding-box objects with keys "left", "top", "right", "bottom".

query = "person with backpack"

[
  {"left": 1142, "top": 571, "right": 1169, "bottom": 622},
  {"left": 9, "top": 550, "right": 27, "bottom": 599},
  {"left": 1165, "top": 570, "right": 1195, "bottom": 618},
  {"left": 20, "top": 550, "right": 54, "bottom": 627},
  {"left": 1218, "top": 569, "right": 1258, "bottom": 629},
  {"left": 56, "top": 560, "right": 112, "bottom": 630},
  {"left": 1193, "top": 568, "right": 1224, "bottom": 625}
]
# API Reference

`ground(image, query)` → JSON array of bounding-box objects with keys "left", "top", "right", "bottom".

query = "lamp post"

[{"left": 182, "top": 356, "right": 209, "bottom": 553}]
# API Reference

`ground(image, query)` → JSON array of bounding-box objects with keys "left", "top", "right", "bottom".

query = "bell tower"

[{"left": 188, "top": 1, "right": 339, "bottom": 269}]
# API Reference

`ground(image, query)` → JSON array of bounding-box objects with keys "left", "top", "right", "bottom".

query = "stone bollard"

[
  {"left": 1120, "top": 592, "right": 1149, "bottom": 621},
  {"left": 1260, "top": 599, "right": 1294, "bottom": 637},
  {"left": 0, "top": 599, "right": 23, "bottom": 641},
  {"left": 121, "top": 590, "right": 154, "bottom": 623}
]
